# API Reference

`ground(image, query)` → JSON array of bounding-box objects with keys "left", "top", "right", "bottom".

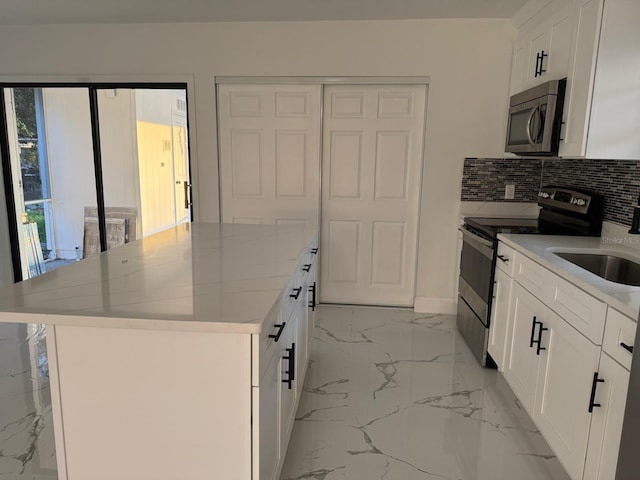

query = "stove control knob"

[{"left": 577, "top": 199, "right": 586, "bottom": 206}]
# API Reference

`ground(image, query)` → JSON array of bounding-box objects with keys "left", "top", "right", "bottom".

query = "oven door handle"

[{"left": 461, "top": 228, "right": 493, "bottom": 260}]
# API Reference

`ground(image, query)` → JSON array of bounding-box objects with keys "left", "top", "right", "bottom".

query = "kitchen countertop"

[
  {"left": 0, "top": 222, "right": 317, "bottom": 333},
  {"left": 499, "top": 234, "right": 640, "bottom": 320}
]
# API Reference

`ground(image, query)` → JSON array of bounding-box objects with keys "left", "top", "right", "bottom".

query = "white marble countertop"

[
  {"left": 0, "top": 223, "right": 317, "bottom": 334},
  {"left": 499, "top": 234, "right": 640, "bottom": 320}
]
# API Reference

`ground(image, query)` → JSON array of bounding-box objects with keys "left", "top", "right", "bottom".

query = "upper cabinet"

[
  {"left": 510, "top": 0, "right": 640, "bottom": 159},
  {"left": 511, "top": 3, "right": 574, "bottom": 95}
]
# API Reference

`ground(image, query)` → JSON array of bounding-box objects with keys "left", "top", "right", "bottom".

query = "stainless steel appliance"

[
  {"left": 505, "top": 78, "right": 567, "bottom": 156},
  {"left": 457, "top": 186, "right": 603, "bottom": 366}
]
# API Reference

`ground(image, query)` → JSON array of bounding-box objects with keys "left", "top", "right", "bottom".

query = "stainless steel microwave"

[{"left": 505, "top": 78, "right": 566, "bottom": 156}]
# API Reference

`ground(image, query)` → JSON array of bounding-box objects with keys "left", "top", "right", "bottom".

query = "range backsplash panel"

[
  {"left": 462, "top": 157, "right": 640, "bottom": 226},
  {"left": 461, "top": 158, "right": 542, "bottom": 202},
  {"left": 541, "top": 158, "right": 640, "bottom": 226}
]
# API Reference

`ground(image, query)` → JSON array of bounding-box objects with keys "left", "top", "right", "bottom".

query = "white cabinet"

[
  {"left": 560, "top": 0, "right": 604, "bottom": 157},
  {"left": 258, "top": 240, "right": 319, "bottom": 480},
  {"left": 510, "top": 3, "right": 574, "bottom": 94},
  {"left": 533, "top": 307, "right": 601, "bottom": 480},
  {"left": 279, "top": 319, "right": 297, "bottom": 459},
  {"left": 503, "top": 282, "right": 545, "bottom": 416},
  {"left": 584, "top": 353, "right": 630, "bottom": 480},
  {"left": 512, "top": 0, "right": 640, "bottom": 159},
  {"left": 488, "top": 267, "right": 513, "bottom": 371},
  {"left": 255, "top": 351, "right": 282, "bottom": 480},
  {"left": 602, "top": 308, "right": 636, "bottom": 370},
  {"left": 503, "top": 281, "right": 601, "bottom": 479},
  {"left": 561, "top": 0, "right": 640, "bottom": 158},
  {"left": 494, "top": 238, "right": 636, "bottom": 480}
]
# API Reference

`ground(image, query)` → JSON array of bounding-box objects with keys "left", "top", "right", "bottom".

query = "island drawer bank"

[{"left": 0, "top": 223, "right": 318, "bottom": 480}]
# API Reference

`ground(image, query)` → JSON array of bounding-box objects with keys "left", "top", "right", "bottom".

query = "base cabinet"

[
  {"left": 503, "top": 282, "right": 545, "bottom": 417},
  {"left": 584, "top": 353, "right": 630, "bottom": 480},
  {"left": 533, "top": 308, "right": 600, "bottom": 480},
  {"left": 255, "top": 352, "right": 282, "bottom": 480},
  {"left": 488, "top": 267, "right": 512, "bottom": 371},
  {"left": 495, "top": 240, "right": 635, "bottom": 480}
]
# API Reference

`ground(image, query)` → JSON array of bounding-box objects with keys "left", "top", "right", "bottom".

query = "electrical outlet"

[{"left": 505, "top": 184, "right": 515, "bottom": 200}]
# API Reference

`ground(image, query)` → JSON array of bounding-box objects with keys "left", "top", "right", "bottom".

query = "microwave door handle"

[{"left": 526, "top": 106, "right": 540, "bottom": 146}]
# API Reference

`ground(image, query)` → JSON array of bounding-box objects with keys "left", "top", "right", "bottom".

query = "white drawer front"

[
  {"left": 514, "top": 254, "right": 546, "bottom": 299},
  {"left": 543, "top": 273, "right": 607, "bottom": 344},
  {"left": 496, "top": 242, "right": 516, "bottom": 276},
  {"left": 603, "top": 308, "right": 636, "bottom": 370},
  {"left": 254, "top": 307, "right": 287, "bottom": 385}
]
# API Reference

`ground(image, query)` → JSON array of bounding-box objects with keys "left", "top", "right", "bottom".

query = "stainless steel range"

[{"left": 457, "top": 186, "right": 604, "bottom": 366}]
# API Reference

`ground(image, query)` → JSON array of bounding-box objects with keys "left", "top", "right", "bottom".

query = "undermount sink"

[{"left": 555, "top": 252, "right": 640, "bottom": 287}]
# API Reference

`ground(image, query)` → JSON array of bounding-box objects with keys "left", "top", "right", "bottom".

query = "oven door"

[
  {"left": 457, "top": 227, "right": 495, "bottom": 366},
  {"left": 458, "top": 227, "right": 494, "bottom": 321}
]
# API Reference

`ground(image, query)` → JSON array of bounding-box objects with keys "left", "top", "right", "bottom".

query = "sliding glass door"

[
  {"left": 0, "top": 83, "right": 191, "bottom": 280},
  {"left": 97, "top": 87, "right": 191, "bottom": 247}
]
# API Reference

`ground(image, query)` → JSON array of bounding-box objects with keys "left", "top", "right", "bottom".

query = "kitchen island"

[{"left": 0, "top": 222, "right": 318, "bottom": 480}]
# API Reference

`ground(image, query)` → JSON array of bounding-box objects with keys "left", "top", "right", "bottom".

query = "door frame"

[
  {"left": 0, "top": 79, "right": 193, "bottom": 282},
  {"left": 214, "top": 76, "right": 430, "bottom": 307}
]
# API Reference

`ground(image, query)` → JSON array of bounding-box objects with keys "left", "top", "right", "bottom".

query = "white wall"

[
  {"left": 0, "top": 19, "right": 515, "bottom": 306},
  {"left": 43, "top": 88, "right": 98, "bottom": 259},
  {"left": 97, "top": 89, "right": 139, "bottom": 212}
]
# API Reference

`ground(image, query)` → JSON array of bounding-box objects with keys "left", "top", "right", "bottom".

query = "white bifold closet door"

[
  {"left": 320, "top": 85, "right": 426, "bottom": 306},
  {"left": 217, "top": 84, "right": 321, "bottom": 228}
]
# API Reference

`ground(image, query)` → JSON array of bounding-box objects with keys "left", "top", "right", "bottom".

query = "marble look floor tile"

[
  {"left": 280, "top": 306, "right": 571, "bottom": 480},
  {"left": 0, "top": 323, "right": 57, "bottom": 479}
]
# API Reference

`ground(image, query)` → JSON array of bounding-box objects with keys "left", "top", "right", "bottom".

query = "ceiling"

[{"left": 0, "top": 0, "right": 530, "bottom": 25}]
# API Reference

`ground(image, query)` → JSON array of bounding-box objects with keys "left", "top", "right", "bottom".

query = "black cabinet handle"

[
  {"left": 290, "top": 287, "right": 302, "bottom": 300},
  {"left": 497, "top": 254, "right": 509, "bottom": 263},
  {"left": 588, "top": 372, "right": 605, "bottom": 413},
  {"left": 621, "top": 342, "right": 634, "bottom": 354},
  {"left": 536, "top": 322, "right": 548, "bottom": 356},
  {"left": 308, "top": 282, "right": 316, "bottom": 311},
  {"left": 282, "top": 343, "right": 296, "bottom": 390},
  {"left": 310, "top": 248, "right": 318, "bottom": 255},
  {"left": 535, "top": 50, "right": 548, "bottom": 77},
  {"left": 268, "top": 322, "right": 286, "bottom": 342},
  {"left": 539, "top": 50, "right": 548, "bottom": 76},
  {"left": 530, "top": 316, "right": 538, "bottom": 348},
  {"left": 529, "top": 316, "right": 547, "bottom": 355},
  {"left": 302, "top": 264, "right": 312, "bottom": 272}
]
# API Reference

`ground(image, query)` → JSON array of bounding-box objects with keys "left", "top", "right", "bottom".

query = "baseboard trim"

[{"left": 414, "top": 297, "right": 457, "bottom": 314}]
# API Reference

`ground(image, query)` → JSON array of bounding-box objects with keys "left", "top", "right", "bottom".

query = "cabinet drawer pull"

[
  {"left": 588, "top": 372, "right": 605, "bottom": 413},
  {"left": 282, "top": 343, "right": 296, "bottom": 390},
  {"left": 310, "top": 248, "right": 318, "bottom": 255},
  {"left": 620, "top": 342, "right": 634, "bottom": 354},
  {"left": 308, "top": 282, "right": 316, "bottom": 311},
  {"left": 290, "top": 287, "right": 302, "bottom": 299},
  {"left": 497, "top": 254, "right": 509, "bottom": 263},
  {"left": 302, "top": 264, "right": 312, "bottom": 272},
  {"left": 268, "top": 322, "right": 286, "bottom": 342}
]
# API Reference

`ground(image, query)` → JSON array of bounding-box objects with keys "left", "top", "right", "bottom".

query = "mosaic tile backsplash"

[
  {"left": 461, "top": 158, "right": 542, "bottom": 202},
  {"left": 541, "top": 158, "right": 640, "bottom": 226},
  {"left": 462, "top": 157, "right": 640, "bottom": 226}
]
